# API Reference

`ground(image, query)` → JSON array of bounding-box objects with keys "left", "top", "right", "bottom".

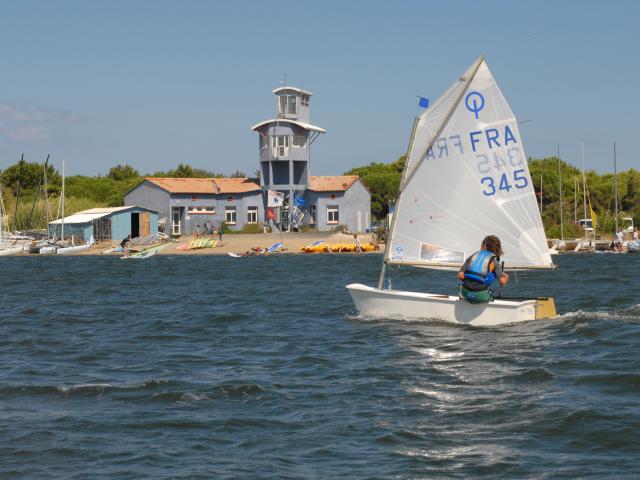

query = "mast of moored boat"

[
  {"left": 43, "top": 157, "right": 51, "bottom": 241},
  {"left": 557, "top": 144, "right": 564, "bottom": 241},
  {"left": 582, "top": 143, "right": 587, "bottom": 241},
  {"left": 61, "top": 160, "right": 65, "bottom": 243},
  {"left": 614, "top": 143, "right": 618, "bottom": 234},
  {"left": 539, "top": 173, "right": 543, "bottom": 216}
]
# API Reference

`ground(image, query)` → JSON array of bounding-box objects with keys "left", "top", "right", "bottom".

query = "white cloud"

[{"left": 5, "top": 125, "right": 51, "bottom": 141}]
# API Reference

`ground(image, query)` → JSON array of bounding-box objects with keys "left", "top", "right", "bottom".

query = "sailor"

[
  {"left": 457, "top": 235, "right": 509, "bottom": 303},
  {"left": 120, "top": 234, "right": 132, "bottom": 258}
]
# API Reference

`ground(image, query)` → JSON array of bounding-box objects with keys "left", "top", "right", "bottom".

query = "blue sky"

[{"left": 0, "top": 0, "right": 637, "bottom": 176}]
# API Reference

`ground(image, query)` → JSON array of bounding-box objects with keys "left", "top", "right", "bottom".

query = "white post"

[
  {"left": 61, "top": 160, "right": 65, "bottom": 242},
  {"left": 557, "top": 144, "right": 564, "bottom": 240}
]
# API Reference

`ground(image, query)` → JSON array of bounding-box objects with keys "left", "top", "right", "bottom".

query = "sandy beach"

[{"left": 79, "top": 231, "right": 382, "bottom": 256}]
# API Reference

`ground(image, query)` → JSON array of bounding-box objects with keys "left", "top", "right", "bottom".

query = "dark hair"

[{"left": 482, "top": 235, "right": 503, "bottom": 257}]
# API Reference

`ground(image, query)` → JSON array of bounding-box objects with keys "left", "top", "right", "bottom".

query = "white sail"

[
  {"left": 387, "top": 58, "right": 553, "bottom": 270},
  {"left": 403, "top": 57, "right": 484, "bottom": 179}
]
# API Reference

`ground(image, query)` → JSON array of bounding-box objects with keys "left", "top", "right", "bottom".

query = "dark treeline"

[{"left": 346, "top": 156, "right": 640, "bottom": 236}]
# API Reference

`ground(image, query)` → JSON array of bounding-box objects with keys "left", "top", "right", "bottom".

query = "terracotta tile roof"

[
  {"left": 212, "top": 177, "right": 262, "bottom": 194},
  {"left": 308, "top": 175, "right": 360, "bottom": 192},
  {"left": 145, "top": 177, "right": 261, "bottom": 194}
]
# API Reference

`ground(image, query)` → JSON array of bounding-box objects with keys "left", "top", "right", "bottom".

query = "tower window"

[
  {"left": 272, "top": 135, "right": 290, "bottom": 158},
  {"left": 278, "top": 95, "right": 297, "bottom": 115},
  {"left": 292, "top": 136, "right": 306, "bottom": 148}
]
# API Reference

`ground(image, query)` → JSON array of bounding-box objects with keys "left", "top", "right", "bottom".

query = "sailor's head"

[{"left": 481, "top": 235, "right": 503, "bottom": 257}]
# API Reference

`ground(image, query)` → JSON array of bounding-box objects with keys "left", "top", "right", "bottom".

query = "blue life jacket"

[{"left": 462, "top": 250, "right": 497, "bottom": 289}]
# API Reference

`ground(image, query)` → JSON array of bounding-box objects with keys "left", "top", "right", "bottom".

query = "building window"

[
  {"left": 247, "top": 206, "right": 258, "bottom": 224},
  {"left": 278, "top": 95, "right": 297, "bottom": 115},
  {"left": 188, "top": 206, "right": 215, "bottom": 214},
  {"left": 272, "top": 135, "right": 289, "bottom": 157},
  {"left": 301, "top": 94, "right": 309, "bottom": 106},
  {"left": 292, "top": 135, "right": 306, "bottom": 148},
  {"left": 327, "top": 205, "right": 339, "bottom": 224},
  {"left": 259, "top": 134, "right": 268, "bottom": 150},
  {"left": 225, "top": 206, "right": 237, "bottom": 225},
  {"left": 310, "top": 205, "right": 316, "bottom": 224}
]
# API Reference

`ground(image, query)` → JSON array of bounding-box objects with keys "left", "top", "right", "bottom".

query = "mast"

[
  {"left": 582, "top": 143, "right": 587, "bottom": 240},
  {"left": 43, "top": 157, "right": 51, "bottom": 240},
  {"left": 378, "top": 116, "right": 419, "bottom": 289},
  {"left": 61, "top": 160, "right": 65, "bottom": 242},
  {"left": 540, "top": 173, "right": 543, "bottom": 216},
  {"left": 573, "top": 175, "right": 578, "bottom": 224},
  {"left": 557, "top": 144, "right": 564, "bottom": 240},
  {"left": 614, "top": 142, "right": 618, "bottom": 233},
  {"left": 12, "top": 154, "right": 24, "bottom": 232}
]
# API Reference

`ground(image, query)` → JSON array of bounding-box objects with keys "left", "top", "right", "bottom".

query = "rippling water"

[{"left": 1, "top": 253, "right": 639, "bottom": 478}]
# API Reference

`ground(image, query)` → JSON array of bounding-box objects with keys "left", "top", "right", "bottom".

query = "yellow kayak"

[{"left": 301, "top": 242, "right": 379, "bottom": 253}]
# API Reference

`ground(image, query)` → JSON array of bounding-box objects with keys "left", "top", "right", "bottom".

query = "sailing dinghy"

[{"left": 347, "top": 56, "right": 557, "bottom": 326}]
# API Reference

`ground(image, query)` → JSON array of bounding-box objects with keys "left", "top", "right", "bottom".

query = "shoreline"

[{"left": 24, "top": 231, "right": 383, "bottom": 257}]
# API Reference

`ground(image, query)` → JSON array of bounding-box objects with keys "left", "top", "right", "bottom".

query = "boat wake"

[{"left": 557, "top": 304, "right": 640, "bottom": 323}]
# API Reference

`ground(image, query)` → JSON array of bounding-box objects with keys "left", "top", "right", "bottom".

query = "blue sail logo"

[{"left": 465, "top": 91, "right": 485, "bottom": 119}]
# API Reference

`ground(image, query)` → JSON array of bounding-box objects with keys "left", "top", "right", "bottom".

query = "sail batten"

[{"left": 386, "top": 58, "right": 553, "bottom": 271}]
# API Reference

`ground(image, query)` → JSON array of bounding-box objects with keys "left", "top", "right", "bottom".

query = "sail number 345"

[{"left": 481, "top": 169, "right": 528, "bottom": 196}]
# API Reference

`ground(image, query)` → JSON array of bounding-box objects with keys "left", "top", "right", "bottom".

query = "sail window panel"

[
  {"left": 419, "top": 243, "right": 465, "bottom": 264},
  {"left": 247, "top": 206, "right": 258, "bottom": 224},
  {"left": 225, "top": 207, "right": 237, "bottom": 225},
  {"left": 327, "top": 205, "right": 339, "bottom": 224}
]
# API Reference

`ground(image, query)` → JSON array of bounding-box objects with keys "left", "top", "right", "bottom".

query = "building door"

[
  {"left": 131, "top": 213, "right": 140, "bottom": 238},
  {"left": 139, "top": 212, "right": 151, "bottom": 237},
  {"left": 172, "top": 207, "right": 182, "bottom": 235}
]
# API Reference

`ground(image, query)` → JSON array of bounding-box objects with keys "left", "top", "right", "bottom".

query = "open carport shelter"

[{"left": 48, "top": 206, "right": 159, "bottom": 243}]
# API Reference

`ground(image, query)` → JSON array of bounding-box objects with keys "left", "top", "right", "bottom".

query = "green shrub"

[{"left": 240, "top": 223, "right": 263, "bottom": 234}]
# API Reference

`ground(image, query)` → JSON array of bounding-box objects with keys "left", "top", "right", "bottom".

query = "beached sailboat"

[{"left": 347, "top": 56, "right": 557, "bottom": 326}]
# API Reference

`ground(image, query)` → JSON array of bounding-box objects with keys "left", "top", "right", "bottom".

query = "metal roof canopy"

[
  {"left": 49, "top": 206, "right": 157, "bottom": 225},
  {"left": 250, "top": 118, "right": 326, "bottom": 133}
]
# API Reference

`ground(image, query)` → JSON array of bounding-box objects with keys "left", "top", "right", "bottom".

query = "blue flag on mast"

[{"left": 418, "top": 96, "right": 429, "bottom": 108}]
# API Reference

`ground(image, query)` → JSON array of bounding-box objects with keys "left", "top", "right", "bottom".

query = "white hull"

[
  {"left": 346, "top": 283, "right": 556, "bottom": 327},
  {"left": 57, "top": 244, "right": 91, "bottom": 255},
  {"left": 39, "top": 246, "right": 58, "bottom": 255},
  {"left": 0, "top": 246, "right": 24, "bottom": 256}
]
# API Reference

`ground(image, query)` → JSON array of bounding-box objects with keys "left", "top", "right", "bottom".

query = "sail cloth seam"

[{"left": 383, "top": 56, "right": 485, "bottom": 266}]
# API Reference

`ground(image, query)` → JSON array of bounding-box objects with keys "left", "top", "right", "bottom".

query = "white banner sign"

[{"left": 267, "top": 190, "right": 285, "bottom": 207}]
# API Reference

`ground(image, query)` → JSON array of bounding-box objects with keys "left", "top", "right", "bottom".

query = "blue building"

[
  {"left": 125, "top": 84, "right": 371, "bottom": 235},
  {"left": 48, "top": 206, "right": 159, "bottom": 242},
  {"left": 125, "top": 177, "right": 263, "bottom": 235}
]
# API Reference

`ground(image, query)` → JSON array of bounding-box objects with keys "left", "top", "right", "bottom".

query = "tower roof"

[
  {"left": 272, "top": 86, "right": 312, "bottom": 96},
  {"left": 250, "top": 118, "right": 326, "bottom": 133}
]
